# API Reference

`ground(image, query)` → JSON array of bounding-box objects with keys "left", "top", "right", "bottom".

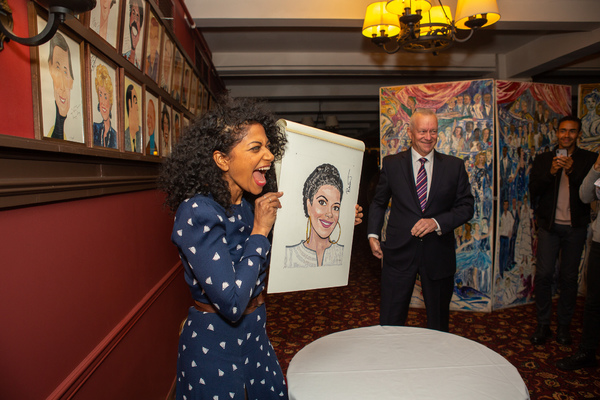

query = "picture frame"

[
  {"left": 123, "top": 75, "right": 143, "bottom": 153},
  {"left": 36, "top": 15, "right": 85, "bottom": 143},
  {"left": 159, "top": 102, "right": 172, "bottom": 156},
  {"left": 171, "top": 48, "right": 183, "bottom": 102},
  {"left": 144, "top": 10, "right": 162, "bottom": 83},
  {"left": 172, "top": 109, "right": 181, "bottom": 144},
  {"left": 189, "top": 74, "right": 198, "bottom": 115},
  {"left": 159, "top": 32, "right": 174, "bottom": 94},
  {"left": 89, "top": 0, "right": 121, "bottom": 48},
  {"left": 145, "top": 90, "right": 159, "bottom": 155},
  {"left": 182, "top": 61, "right": 192, "bottom": 109},
  {"left": 121, "top": 0, "right": 145, "bottom": 69},
  {"left": 90, "top": 50, "right": 120, "bottom": 149}
]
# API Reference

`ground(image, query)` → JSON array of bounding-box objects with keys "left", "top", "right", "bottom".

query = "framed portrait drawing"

[
  {"left": 89, "top": 0, "right": 121, "bottom": 48},
  {"left": 171, "top": 48, "right": 183, "bottom": 102},
  {"left": 121, "top": 0, "right": 145, "bottom": 69},
  {"left": 159, "top": 33, "right": 174, "bottom": 93},
  {"left": 189, "top": 74, "right": 198, "bottom": 115},
  {"left": 145, "top": 91, "right": 159, "bottom": 155},
  {"left": 182, "top": 61, "right": 192, "bottom": 108},
  {"left": 144, "top": 10, "right": 162, "bottom": 83},
  {"left": 159, "top": 102, "right": 172, "bottom": 156},
  {"left": 90, "top": 50, "right": 119, "bottom": 149},
  {"left": 123, "top": 75, "right": 143, "bottom": 153},
  {"left": 172, "top": 110, "right": 181, "bottom": 144},
  {"left": 36, "top": 16, "right": 85, "bottom": 143}
]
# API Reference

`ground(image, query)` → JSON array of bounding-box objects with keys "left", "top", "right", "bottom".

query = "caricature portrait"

[
  {"left": 161, "top": 104, "right": 171, "bottom": 156},
  {"left": 284, "top": 163, "right": 344, "bottom": 268},
  {"left": 182, "top": 62, "right": 191, "bottom": 108},
  {"left": 189, "top": 75, "right": 198, "bottom": 114},
  {"left": 145, "top": 13, "right": 161, "bottom": 82},
  {"left": 160, "top": 34, "right": 173, "bottom": 93},
  {"left": 121, "top": 0, "right": 145, "bottom": 69},
  {"left": 39, "top": 20, "right": 84, "bottom": 143},
  {"left": 124, "top": 78, "right": 142, "bottom": 152},
  {"left": 92, "top": 58, "right": 117, "bottom": 148},
  {"left": 173, "top": 111, "right": 181, "bottom": 143},
  {"left": 89, "top": 0, "right": 120, "bottom": 47},
  {"left": 171, "top": 49, "right": 183, "bottom": 101},
  {"left": 145, "top": 93, "right": 159, "bottom": 155}
]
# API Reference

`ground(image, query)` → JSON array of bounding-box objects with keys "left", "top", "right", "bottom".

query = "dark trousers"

[
  {"left": 581, "top": 240, "right": 600, "bottom": 351},
  {"left": 535, "top": 224, "right": 587, "bottom": 325},
  {"left": 380, "top": 257, "right": 454, "bottom": 332}
]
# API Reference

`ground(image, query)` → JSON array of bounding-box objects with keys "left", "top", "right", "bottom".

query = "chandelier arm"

[
  {"left": 381, "top": 39, "right": 402, "bottom": 54},
  {"left": 452, "top": 27, "right": 475, "bottom": 43}
]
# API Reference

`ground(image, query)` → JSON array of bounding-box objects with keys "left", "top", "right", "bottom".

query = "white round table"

[{"left": 287, "top": 325, "right": 529, "bottom": 400}]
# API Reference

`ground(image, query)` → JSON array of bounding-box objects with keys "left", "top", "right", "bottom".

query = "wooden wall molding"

[
  {"left": 46, "top": 261, "right": 183, "bottom": 400},
  {"left": 0, "top": 134, "right": 162, "bottom": 209}
]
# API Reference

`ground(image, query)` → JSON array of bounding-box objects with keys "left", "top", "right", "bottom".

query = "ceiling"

[{"left": 185, "top": 0, "right": 600, "bottom": 144}]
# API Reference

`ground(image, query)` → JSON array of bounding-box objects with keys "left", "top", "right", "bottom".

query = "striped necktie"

[{"left": 416, "top": 158, "right": 427, "bottom": 212}]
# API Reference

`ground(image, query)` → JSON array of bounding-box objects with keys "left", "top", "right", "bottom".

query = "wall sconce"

[{"left": 0, "top": 0, "right": 96, "bottom": 50}]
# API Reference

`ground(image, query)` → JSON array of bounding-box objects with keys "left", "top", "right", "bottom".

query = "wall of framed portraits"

[{"left": 0, "top": 1, "right": 224, "bottom": 399}]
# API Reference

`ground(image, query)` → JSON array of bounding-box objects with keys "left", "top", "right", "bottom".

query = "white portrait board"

[{"left": 268, "top": 120, "right": 365, "bottom": 293}]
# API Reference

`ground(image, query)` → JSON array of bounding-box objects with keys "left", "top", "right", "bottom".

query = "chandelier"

[{"left": 362, "top": 0, "right": 500, "bottom": 54}]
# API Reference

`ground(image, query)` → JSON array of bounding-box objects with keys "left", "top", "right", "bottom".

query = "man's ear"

[{"left": 213, "top": 150, "right": 229, "bottom": 172}]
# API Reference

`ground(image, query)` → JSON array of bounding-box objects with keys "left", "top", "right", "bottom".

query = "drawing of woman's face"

[{"left": 307, "top": 184, "right": 341, "bottom": 240}]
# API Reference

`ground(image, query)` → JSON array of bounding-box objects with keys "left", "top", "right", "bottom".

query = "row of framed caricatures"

[{"left": 33, "top": 0, "right": 214, "bottom": 157}]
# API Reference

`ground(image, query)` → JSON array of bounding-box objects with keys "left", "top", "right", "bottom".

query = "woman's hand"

[
  {"left": 354, "top": 204, "right": 363, "bottom": 226},
  {"left": 252, "top": 192, "right": 283, "bottom": 237}
]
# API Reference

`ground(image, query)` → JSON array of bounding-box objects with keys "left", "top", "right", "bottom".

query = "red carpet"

[{"left": 266, "top": 225, "right": 600, "bottom": 399}]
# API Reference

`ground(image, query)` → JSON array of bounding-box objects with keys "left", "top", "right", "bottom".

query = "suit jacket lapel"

[
  {"left": 427, "top": 150, "right": 444, "bottom": 209},
  {"left": 400, "top": 149, "right": 422, "bottom": 211}
]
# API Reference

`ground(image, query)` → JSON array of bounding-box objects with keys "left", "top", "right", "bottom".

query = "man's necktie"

[{"left": 416, "top": 158, "right": 427, "bottom": 212}]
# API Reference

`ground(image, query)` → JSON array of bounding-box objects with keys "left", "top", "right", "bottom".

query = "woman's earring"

[
  {"left": 329, "top": 221, "right": 341, "bottom": 244},
  {"left": 306, "top": 217, "right": 312, "bottom": 244}
]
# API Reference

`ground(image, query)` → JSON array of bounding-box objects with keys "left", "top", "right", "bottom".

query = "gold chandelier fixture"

[{"left": 362, "top": 0, "right": 501, "bottom": 54}]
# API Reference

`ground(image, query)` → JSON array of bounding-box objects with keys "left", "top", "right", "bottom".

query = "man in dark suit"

[{"left": 368, "top": 108, "right": 474, "bottom": 332}]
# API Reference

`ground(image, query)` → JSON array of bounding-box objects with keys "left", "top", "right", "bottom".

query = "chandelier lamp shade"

[{"left": 362, "top": 0, "right": 501, "bottom": 54}]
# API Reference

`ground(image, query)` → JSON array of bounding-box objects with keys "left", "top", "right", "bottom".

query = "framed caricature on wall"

[
  {"left": 36, "top": 16, "right": 85, "bottom": 143},
  {"left": 145, "top": 91, "right": 159, "bottom": 155},
  {"left": 144, "top": 10, "right": 162, "bottom": 83},
  {"left": 89, "top": 0, "right": 121, "bottom": 48},
  {"left": 159, "top": 32, "right": 174, "bottom": 93},
  {"left": 123, "top": 75, "right": 143, "bottom": 152},
  {"left": 189, "top": 74, "right": 198, "bottom": 115},
  {"left": 182, "top": 61, "right": 192, "bottom": 109},
  {"left": 171, "top": 48, "right": 183, "bottom": 102},
  {"left": 172, "top": 110, "right": 181, "bottom": 144},
  {"left": 90, "top": 50, "right": 119, "bottom": 149},
  {"left": 160, "top": 102, "right": 172, "bottom": 156},
  {"left": 121, "top": 0, "right": 145, "bottom": 69}
]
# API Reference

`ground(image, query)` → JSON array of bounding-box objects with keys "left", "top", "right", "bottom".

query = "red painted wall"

[
  {"left": 0, "top": 2, "right": 197, "bottom": 399},
  {"left": 1, "top": 0, "right": 35, "bottom": 138}
]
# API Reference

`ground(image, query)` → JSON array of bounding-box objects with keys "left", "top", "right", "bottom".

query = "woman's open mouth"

[
  {"left": 253, "top": 166, "right": 270, "bottom": 187},
  {"left": 319, "top": 219, "right": 333, "bottom": 229}
]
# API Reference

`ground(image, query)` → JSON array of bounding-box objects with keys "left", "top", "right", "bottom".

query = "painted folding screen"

[
  {"left": 493, "top": 81, "right": 572, "bottom": 309},
  {"left": 380, "top": 79, "right": 495, "bottom": 312}
]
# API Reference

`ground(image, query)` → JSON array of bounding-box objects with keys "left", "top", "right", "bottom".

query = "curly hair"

[
  {"left": 159, "top": 97, "right": 286, "bottom": 213},
  {"left": 302, "top": 163, "right": 344, "bottom": 218}
]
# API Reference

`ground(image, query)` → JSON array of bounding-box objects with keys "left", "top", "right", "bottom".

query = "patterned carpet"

[{"left": 266, "top": 225, "right": 600, "bottom": 399}]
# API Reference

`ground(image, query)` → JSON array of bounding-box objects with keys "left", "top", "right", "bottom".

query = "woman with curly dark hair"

[{"left": 159, "top": 97, "right": 288, "bottom": 400}]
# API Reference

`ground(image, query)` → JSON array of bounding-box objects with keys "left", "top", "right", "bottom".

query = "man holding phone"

[{"left": 529, "top": 116, "right": 597, "bottom": 346}]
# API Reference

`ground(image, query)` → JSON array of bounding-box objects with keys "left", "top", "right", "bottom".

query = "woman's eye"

[
  {"left": 318, "top": 199, "right": 326, "bottom": 206},
  {"left": 333, "top": 205, "right": 340, "bottom": 212}
]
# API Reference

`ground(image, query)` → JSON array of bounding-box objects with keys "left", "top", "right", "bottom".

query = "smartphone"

[{"left": 556, "top": 149, "right": 567, "bottom": 157}]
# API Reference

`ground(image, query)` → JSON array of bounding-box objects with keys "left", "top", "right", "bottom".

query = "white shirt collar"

[{"left": 411, "top": 148, "right": 434, "bottom": 164}]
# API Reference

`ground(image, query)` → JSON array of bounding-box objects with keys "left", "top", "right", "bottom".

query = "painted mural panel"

[
  {"left": 578, "top": 83, "right": 600, "bottom": 151},
  {"left": 494, "top": 81, "right": 572, "bottom": 309},
  {"left": 380, "top": 79, "right": 495, "bottom": 312}
]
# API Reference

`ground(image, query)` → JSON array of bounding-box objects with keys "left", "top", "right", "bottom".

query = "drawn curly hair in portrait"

[{"left": 284, "top": 163, "right": 344, "bottom": 268}]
